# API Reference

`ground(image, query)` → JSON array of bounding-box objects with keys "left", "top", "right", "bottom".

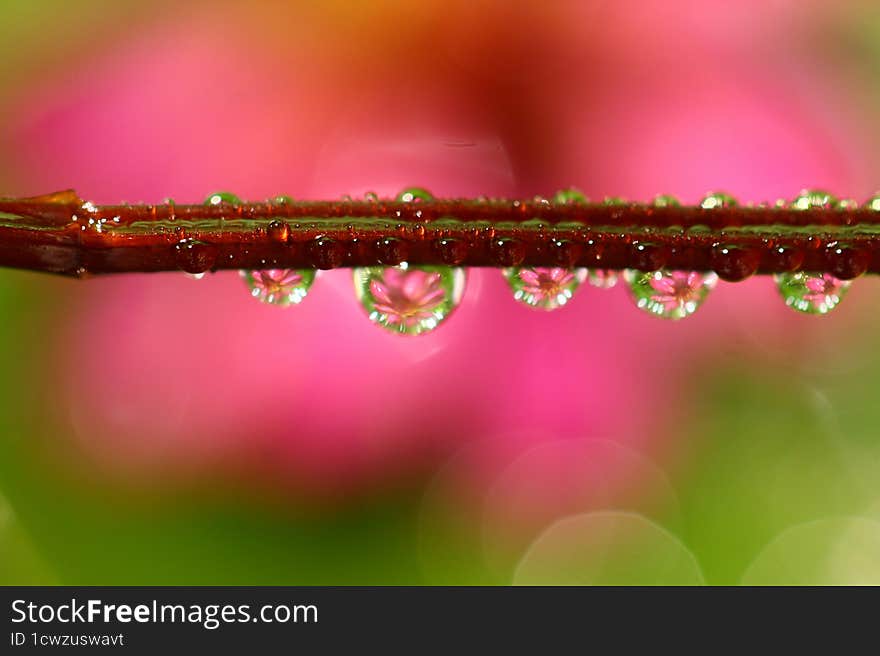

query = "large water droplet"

[
  {"left": 204, "top": 191, "right": 242, "bottom": 206},
  {"left": 791, "top": 189, "right": 837, "bottom": 210},
  {"left": 353, "top": 265, "right": 466, "bottom": 335},
  {"left": 396, "top": 187, "right": 434, "bottom": 203},
  {"left": 241, "top": 269, "right": 316, "bottom": 306},
  {"left": 774, "top": 272, "right": 850, "bottom": 315},
  {"left": 624, "top": 269, "right": 718, "bottom": 319},
  {"left": 504, "top": 267, "right": 587, "bottom": 311},
  {"left": 587, "top": 269, "right": 618, "bottom": 289}
]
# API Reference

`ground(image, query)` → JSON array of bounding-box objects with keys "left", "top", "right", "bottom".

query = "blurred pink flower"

[{"left": 369, "top": 269, "right": 445, "bottom": 327}]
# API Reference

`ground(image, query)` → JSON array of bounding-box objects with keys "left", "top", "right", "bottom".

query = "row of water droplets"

[{"left": 202, "top": 188, "right": 861, "bottom": 335}]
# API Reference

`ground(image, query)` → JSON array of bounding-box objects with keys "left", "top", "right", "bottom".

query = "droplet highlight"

[
  {"left": 353, "top": 265, "right": 466, "bottom": 335},
  {"left": 774, "top": 272, "right": 851, "bottom": 315},
  {"left": 504, "top": 267, "right": 587, "bottom": 311},
  {"left": 241, "top": 269, "right": 315, "bottom": 306},
  {"left": 624, "top": 269, "right": 718, "bottom": 320}
]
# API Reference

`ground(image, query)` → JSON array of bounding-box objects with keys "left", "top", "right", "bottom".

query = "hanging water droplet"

[
  {"left": 241, "top": 269, "right": 316, "bottom": 306},
  {"left": 353, "top": 265, "right": 466, "bottom": 335},
  {"left": 791, "top": 190, "right": 837, "bottom": 210},
  {"left": 174, "top": 238, "right": 218, "bottom": 275},
  {"left": 550, "top": 239, "right": 581, "bottom": 267},
  {"left": 774, "top": 272, "right": 851, "bottom": 315},
  {"left": 710, "top": 244, "right": 760, "bottom": 281},
  {"left": 184, "top": 272, "right": 206, "bottom": 280},
  {"left": 491, "top": 238, "right": 526, "bottom": 266},
  {"left": 631, "top": 242, "right": 670, "bottom": 271},
  {"left": 826, "top": 244, "right": 869, "bottom": 280},
  {"left": 308, "top": 237, "right": 346, "bottom": 269},
  {"left": 435, "top": 238, "right": 468, "bottom": 265},
  {"left": 396, "top": 187, "right": 434, "bottom": 203},
  {"left": 503, "top": 267, "right": 587, "bottom": 311},
  {"left": 764, "top": 244, "right": 804, "bottom": 272},
  {"left": 700, "top": 192, "right": 738, "bottom": 209},
  {"left": 272, "top": 195, "right": 294, "bottom": 204},
  {"left": 364, "top": 191, "right": 380, "bottom": 202},
  {"left": 652, "top": 194, "right": 681, "bottom": 208},
  {"left": 624, "top": 269, "right": 718, "bottom": 320},
  {"left": 374, "top": 237, "right": 409, "bottom": 265},
  {"left": 204, "top": 191, "right": 242, "bottom": 206},
  {"left": 587, "top": 269, "right": 618, "bottom": 289},
  {"left": 553, "top": 188, "right": 588, "bottom": 205},
  {"left": 865, "top": 193, "right": 880, "bottom": 211}
]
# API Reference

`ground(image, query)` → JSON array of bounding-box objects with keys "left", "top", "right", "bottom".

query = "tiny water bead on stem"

[{"left": 2, "top": 187, "right": 880, "bottom": 330}]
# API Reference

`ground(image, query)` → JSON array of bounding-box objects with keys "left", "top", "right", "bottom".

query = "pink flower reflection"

[
  {"left": 649, "top": 271, "right": 709, "bottom": 312},
  {"left": 803, "top": 273, "right": 846, "bottom": 309},
  {"left": 250, "top": 269, "right": 303, "bottom": 296},
  {"left": 518, "top": 268, "right": 575, "bottom": 303},
  {"left": 588, "top": 269, "right": 618, "bottom": 289},
  {"left": 369, "top": 268, "right": 446, "bottom": 327}
]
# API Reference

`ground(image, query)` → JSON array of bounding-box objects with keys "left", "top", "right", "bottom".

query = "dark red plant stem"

[{"left": 1, "top": 190, "right": 879, "bottom": 279}]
